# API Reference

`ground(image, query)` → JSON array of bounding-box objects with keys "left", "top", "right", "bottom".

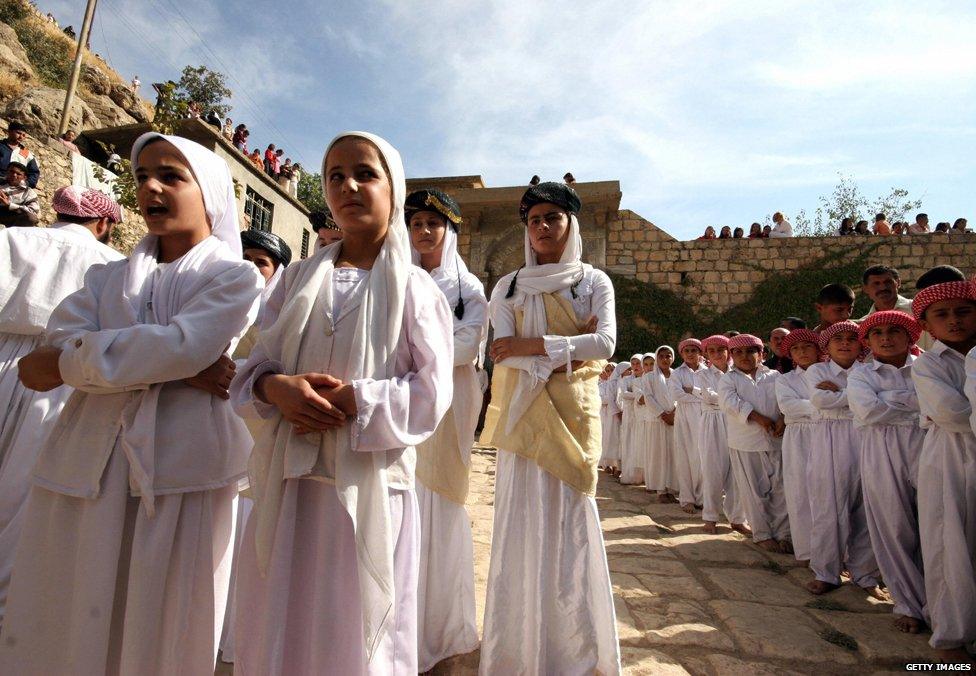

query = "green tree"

[
  {"left": 176, "top": 65, "right": 232, "bottom": 118},
  {"left": 297, "top": 171, "right": 327, "bottom": 212},
  {"left": 787, "top": 174, "right": 923, "bottom": 237}
]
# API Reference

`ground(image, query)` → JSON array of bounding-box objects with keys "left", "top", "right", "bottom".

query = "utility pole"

[{"left": 57, "top": 0, "right": 98, "bottom": 136}]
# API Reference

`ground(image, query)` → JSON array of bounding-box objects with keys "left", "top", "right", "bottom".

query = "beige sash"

[
  {"left": 483, "top": 293, "right": 602, "bottom": 495},
  {"left": 416, "top": 407, "right": 470, "bottom": 504}
]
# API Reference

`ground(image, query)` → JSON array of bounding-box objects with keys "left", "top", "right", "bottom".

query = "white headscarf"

[
  {"left": 119, "top": 132, "right": 248, "bottom": 516},
  {"left": 504, "top": 213, "right": 591, "bottom": 433},
  {"left": 654, "top": 345, "right": 675, "bottom": 376},
  {"left": 606, "top": 361, "right": 629, "bottom": 416}
]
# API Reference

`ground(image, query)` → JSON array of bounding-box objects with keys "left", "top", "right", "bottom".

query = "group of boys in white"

[{"left": 0, "top": 125, "right": 973, "bottom": 675}]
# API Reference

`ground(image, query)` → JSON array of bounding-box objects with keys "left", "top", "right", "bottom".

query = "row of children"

[{"left": 597, "top": 268, "right": 976, "bottom": 661}]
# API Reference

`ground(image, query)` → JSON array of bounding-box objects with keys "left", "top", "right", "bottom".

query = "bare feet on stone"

[
  {"left": 777, "top": 540, "right": 794, "bottom": 555},
  {"left": 657, "top": 493, "right": 671, "bottom": 504},
  {"left": 894, "top": 615, "right": 925, "bottom": 634},
  {"left": 806, "top": 579, "right": 840, "bottom": 595},
  {"left": 681, "top": 503, "right": 696, "bottom": 514},
  {"left": 730, "top": 523, "right": 752, "bottom": 536},
  {"left": 703, "top": 521, "right": 718, "bottom": 534},
  {"left": 756, "top": 539, "right": 780, "bottom": 552},
  {"left": 862, "top": 585, "right": 891, "bottom": 602}
]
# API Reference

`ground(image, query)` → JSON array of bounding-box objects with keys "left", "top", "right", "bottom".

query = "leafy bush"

[
  {"left": 0, "top": 0, "right": 28, "bottom": 24},
  {"left": 1, "top": 0, "right": 73, "bottom": 88}
]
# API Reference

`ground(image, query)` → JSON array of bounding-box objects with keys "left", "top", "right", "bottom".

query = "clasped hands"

[
  {"left": 489, "top": 314, "right": 598, "bottom": 367},
  {"left": 255, "top": 371, "right": 355, "bottom": 435},
  {"left": 747, "top": 411, "right": 786, "bottom": 438}
]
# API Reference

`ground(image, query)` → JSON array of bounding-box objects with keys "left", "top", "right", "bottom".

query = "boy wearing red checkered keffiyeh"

[
  {"left": 912, "top": 275, "right": 976, "bottom": 660},
  {"left": 848, "top": 311, "right": 928, "bottom": 636}
]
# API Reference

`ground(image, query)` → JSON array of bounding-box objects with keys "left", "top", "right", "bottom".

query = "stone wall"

[{"left": 604, "top": 209, "right": 976, "bottom": 315}]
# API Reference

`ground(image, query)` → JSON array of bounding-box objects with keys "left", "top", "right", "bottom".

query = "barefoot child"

[
  {"left": 670, "top": 338, "right": 706, "bottom": 512},
  {"left": 3, "top": 134, "right": 264, "bottom": 673},
  {"left": 643, "top": 346, "right": 677, "bottom": 502},
  {"left": 618, "top": 354, "right": 646, "bottom": 485},
  {"left": 804, "top": 321, "right": 879, "bottom": 595},
  {"left": 695, "top": 335, "right": 748, "bottom": 534},
  {"left": 848, "top": 311, "right": 927, "bottom": 635},
  {"left": 406, "top": 187, "right": 488, "bottom": 671},
  {"left": 719, "top": 334, "right": 790, "bottom": 552},
  {"left": 231, "top": 132, "right": 454, "bottom": 674},
  {"left": 774, "top": 328, "right": 822, "bottom": 563},
  {"left": 913, "top": 278, "right": 976, "bottom": 660}
]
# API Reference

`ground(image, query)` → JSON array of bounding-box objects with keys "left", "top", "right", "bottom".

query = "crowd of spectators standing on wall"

[
  {"left": 185, "top": 108, "right": 303, "bottom": 199},
  {"left": 698, "top": 212, "right": 969, "bottom": 241}
]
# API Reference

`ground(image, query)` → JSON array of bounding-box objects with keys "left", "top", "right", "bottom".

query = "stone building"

[{"left": 82, "top": 119, "right": 314, "bottom": 259}]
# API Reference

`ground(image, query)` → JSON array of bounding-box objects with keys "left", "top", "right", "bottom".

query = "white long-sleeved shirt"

[
  {"left": 966, "top": 346, "right": 976, "bottom": 437},
  {"left": 805, "top": 360, "right": 857, "bottom": 421},
  {"left": 488, "top": 267, "right": 616, "bottom": 382},
  {"left": 913, "top": 341, "right": 972, "bottom": 436},
  {"left": 719, "top": 366, "right": 781, "bottom": 452},
  {"left": 669, "top": 362, "right": 707, "bottom": 406},
  {"left": 693, "top": 364, "right": 727, "bottom": 412},
  {"left": 642, "top": 370, "right": 675, "bottom": 419},
  {"left": 848, "top": 356, "right": 920, "bottom": 429},
  {"left": 769, "top": 219, "right": 793, "bottom": 238},
  {"left": 0, "top": 222, "right": 123, "bottom": 335},
  {"left": 775, "top": 367, "right": 820, "bottom": 426}
]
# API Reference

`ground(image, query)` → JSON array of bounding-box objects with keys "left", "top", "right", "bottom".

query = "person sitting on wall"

[
  {"left": 718, "top": 226, "right": 732, "bottom": 239},
  {"left": 58, "top": 130, "right": 80, "bottom": 154},
  {"left": 934, "top": 222, "right": 950, "bottom": 233},
  {"left": 761, "top": 225, "right": 772, "bottom": 238},
  {"left": 748, "top": 222, "right": 763, "bottom": 239},
  {"left": 769, "top": 212, "right": 793, "bottom": 238},
  {"left": 907, "top": 213, "right": 929, "bottom": 234},
  {"left": 951, "top": 218, "right": 968, "bottom": 234},
  {"left": 872, "top": 213, "right": 891, "bottom": 235},
  {"left": 854, "top": 220, "right": 872, "bottom": 235},
  {"left": 732, "top": 227, "right": 744, "bottom": 239},
  {"left": 698, "top": 226, "right": 716, "bottom": 240},
  {"left": 0, "top": 162, "right": 40, "bottom": 227},
  {"left": 892, "top": 221, "right": 906, "bottom": 235},
  {"left": 837, "top": 218, "right": 855, "bottom": 236},
  {"left": 1, "top": 122, "right": 40, "bottom": 189}
]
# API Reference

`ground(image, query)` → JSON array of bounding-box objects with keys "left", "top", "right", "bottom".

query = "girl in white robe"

[
  {"left": 598, "top": 363, "right": 617, "bottom": 470},
  {"left": 617, "top": 354, "right": 645, "bottom": 485},
  {"left": 602, "top": 362, "right": 628, "bottom": 476},
  {"left": 406, "top": 188, "right": 488, "bottom": 671},
  {"left": 229, "top": 132, "right": 454, "bottom": 675},
  {"left": 635, "top": 353, "right": 656, "bottom": 475},
  {"left": 642, "top": 346, "right": 677, "bottom": 501},
  {"left": 1, "top": 133, "right": 264, "bottom": 674},
  {"left": 481, "top": 181, "right": 619, "bottom": 675}
]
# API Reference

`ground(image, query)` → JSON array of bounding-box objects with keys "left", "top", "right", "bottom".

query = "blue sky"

[{"left": 46, "top": 0, "right": 975, "bottom": 240}]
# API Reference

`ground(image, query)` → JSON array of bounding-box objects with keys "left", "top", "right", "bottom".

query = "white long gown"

[
  {"left": 669, "top": 362, "right": 706, "bottom": 506},
  {"left": 0, "top": 223, "right": 122, "bottom": 621},
  {"left": 230, "top": 266, "right": 453, "bottom": 675},
  {"left": 481, "top": 267, "right": 621, "bottom": 676}
]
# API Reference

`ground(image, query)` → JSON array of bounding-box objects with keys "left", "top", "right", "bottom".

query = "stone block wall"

[{"left": 604, "top": 209, "right": 976, "bottom": 315}]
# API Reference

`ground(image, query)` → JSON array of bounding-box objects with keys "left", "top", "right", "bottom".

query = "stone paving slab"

[
  {"left": 700, "top": 567, "right": 811, "bottom": 607},
  {"left": 809, "top": 609, "right": 940, "bottom": 663}
]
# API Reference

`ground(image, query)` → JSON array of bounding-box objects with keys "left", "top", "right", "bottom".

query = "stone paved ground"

[
  {"left": 432, "top": 447, "right": 945, "bottom": 675},
  {"left": 218, "top": 446, "right": 944, "bottom": 674}
]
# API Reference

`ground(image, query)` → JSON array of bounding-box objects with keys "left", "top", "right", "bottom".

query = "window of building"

[
  {"left": 244, "top": 186, "right": 274, "bottom": 232},
  {"left": 301, "top": 229, "right": 310, "bottom": 259}
]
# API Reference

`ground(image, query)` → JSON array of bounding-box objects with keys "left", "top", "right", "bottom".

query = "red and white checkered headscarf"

[
  {"left": 858, "top": 310, "right": 922, "bottom": 345},
  {"left": 678, "top": 338, "right": 702, "bottom": 353},
  {"left": 52, "top": 185, "right": 122, "bottom": 223},
  {"left": 911, "top": 281, "right": 976, "bottom": 321},
  {"left": 818, "top": 320, "right": 860, "bottom": 351},
  {"left": 728, "top": 334, "right": 763, "bottom": 350},
  {"left": 780, "top": 329, "right": 819, "bottom": 356},
  {"left": 701, "top": 334, "right": 730, "bottom": 351}
]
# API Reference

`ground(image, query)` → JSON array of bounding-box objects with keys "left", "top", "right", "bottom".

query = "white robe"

[
  {"left": 694, "top": 365, "right": 743, "bottom": 524},
  {"left": 915, "top": 343, "right": 976, "bottom": 649},
  {"left": 617, "top": 374, "right": 644, "bottom": 485},
  {"left": 849, "top": 357, "right": 926, "bottom": 622},
  {"left": 775, "top": 367, "right": 820, "bottom": 561},
  {"left": 806, "top": 361, "right": 878, "bottom": 588},
  {"left": 641, "top": 369, "right": 675, "bottom": 493},
  {"left": 416, "top": 263, "right": 487, "bottom": 672},
  {"left": 230, "top": 265, "right": 453, "bottom": 675},
  {"left": 719, "top": 367, "right": 789, "bottom": 542},
  {"left": 600, "top": 372, "right": 623, "bottom": 468},
  {"left": 669, "top": 363, "right": 706, "bottom": 506},
  {"left": 0, "top": 223, "right": 123, "bottom": 621},
  {"left": 0, "top": 241, "right": 262, "bottom": 675},
  {"left": 482, "top": 266, "right": 620, "bottom": 676}
]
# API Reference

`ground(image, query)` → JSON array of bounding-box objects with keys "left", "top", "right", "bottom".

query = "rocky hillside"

[{"left": 1, "top": 0, "right": 151, "bottom": 250}]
